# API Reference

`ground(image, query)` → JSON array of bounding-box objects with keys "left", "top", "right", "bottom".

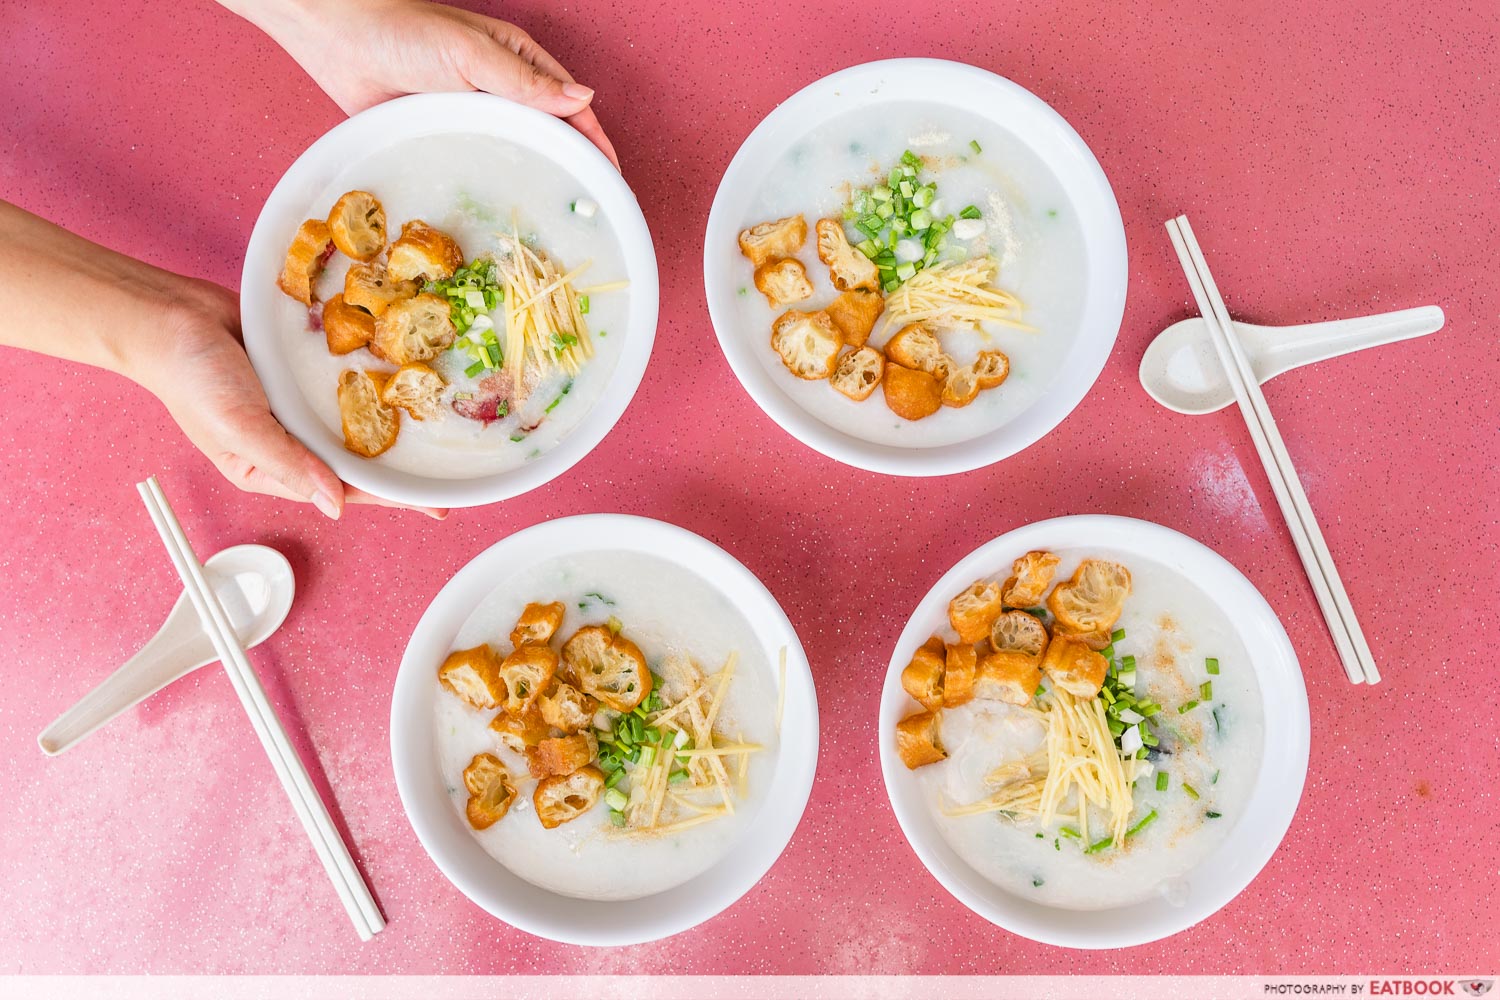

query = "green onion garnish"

[
  {"left": 1206, "top": 811, "right": 1222, "bottom": 819},
  {"left": 1200, "top": 681, "right": 1213, "bottom": 700},
  {"left": 1059, "top": 827, "right": 1081, "bottom": 840},
  {"left": 609, "top": 810, "right": 626, "bottom": 827},
  {"left": 1178, "top": 700, "right": 1199, "bottom": 714},
  {"left": 959, "top": 204, "right": 982, "bottom": 220},
  {"left": 1085, "top": 836, "right": 1114, "bottom": 854},
  {"left": 1183, "top": 783, "right": 1200, "bottom": 800},
  {"left": 969, "top": 139, "right": 982, "bottom": 154},
  {"left": 578, "top": 294, "right": 590, "bottom": 314},
  {"left": 1035, "top": 832, "right": 1044, "bottom": 839},
  {"left": 464, "top": 360, "right": 486, "bottom": 378},
  {"left": 1032, "top": 877, "right": 1044, "bottom": 887},
  {"left": 1126, "top": 809, "right": 1158, "bottom": 837},
  {"left": 1156, "top": 772, "right": 1168, "bottom": 792},
  {"left": 1212, "top": 770, "right": 1220, "bottom": 784},
  {"left": 509, "top": 432, "right": 526, "bottom": 443},
  {"left": 1111, "top": 628, "right": 1126, "bottom": 642},
  {"left": 1206, "top": 657, "right": 1220, "bottom": 675}
]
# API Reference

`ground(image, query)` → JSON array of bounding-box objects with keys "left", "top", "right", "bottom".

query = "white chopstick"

[
  {"left": 1164, "top": 217, "right": 1380, "bottom": 685},
  {"left": 136, "top": 477, "right": 386, "bottom": 938}
]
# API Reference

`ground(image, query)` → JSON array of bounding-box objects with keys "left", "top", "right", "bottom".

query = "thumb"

[
  {"left": 234, "top": 410, "right": 347, "bottom": 520},
  {"left": 464, "top": 40, "right": 595, "bottom": 117}
]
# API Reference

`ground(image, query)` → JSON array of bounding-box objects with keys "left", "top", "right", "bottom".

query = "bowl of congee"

[
  {"left": 879, "top": 515, "right": 1310, "bottom": 948},
  {"left": 241, "top": 93, "right": 657, "bottom": 508},
  {"left": 390, "top": 514, "right": 819, "bottom": 945}
]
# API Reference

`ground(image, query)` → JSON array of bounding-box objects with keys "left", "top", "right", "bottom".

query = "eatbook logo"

[{"left": 1461, "top": 983, "right": 1494, "bottom": 997}]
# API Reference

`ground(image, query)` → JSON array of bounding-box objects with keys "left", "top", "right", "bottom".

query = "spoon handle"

[
  {"left": 1261, "top": 305, "right": 1444, "bottom": 374},
  {"left": 36, "top": 629, "right": 212, "bottom": 755}
]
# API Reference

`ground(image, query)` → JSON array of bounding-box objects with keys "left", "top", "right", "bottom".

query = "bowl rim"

[
  {"left": 241, "top": 92, "right": 659, "bottom": 509},
  {"left": 876, "top": 514, "right": 1310, "bottom": 948},
  {"left": 702, "top": 57, "right": 1129, "bottom": 477},
  {"left": 389, "top": 513, "right": 820, "bottom": 945}
]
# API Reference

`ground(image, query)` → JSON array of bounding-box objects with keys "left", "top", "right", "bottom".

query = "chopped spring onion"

[
  {"left": 959, "top": 204, "right": 982, "bottom": 220},
  {"left": 1206, "top": 657, "right": 1220, "bottom": 675},
  {"left": 1200, "top": 681, "right": 1213, "bottom": 700},
  {"left": 1035, "top": 832, "right": 1045, "bottom": 839},
  {"left": 509, "top": 432, "right": 526, "bottom": 443},
  {"left": 1059, "top": 827, "right": 1081, "bottom": 840},
  {"left": 1112, "top": 628, "right": 1126, "bottom": 642},
  {"left": 578, "top": 294, "right": 590, "bottom": 315},
  {"left": 1033, "top": 877, "right": 1044, "bottom": 887},
  {"left": 1155, "top": 771, "right": 1169, "bottom": 792},
  {"left": 1120, "top": 724, "right": 1143, "bottom": 755},
  {"left": 1206, "top": 811, "right": 1222, "bottom": 819},
  {"left": 969, "top": 139, "right": 982, "bottom": 154},
  {"left": 1126, "top": 809, "right": 1159, "bottom": 837},
  {"left": 464, "top": 360, "right": 486, "bottom": 378},
  {"left": 608, "top": 810, "right": 626, "bottom": 827},
  {"left": 1118, "top": 708, "right": 1145, "bottom": 725},
  {"left": 1085, "top": 836, "right": 1114, "bottom": 854},
  {"left": 495, "top": 400, "right": 508, "bottom": 419},
  {"left": 604, "top": 768, "right": 624, "bottom": 789},
  {"left": 1178, "top": 700, "right": 1199, "bottom": 714},
  {"left": 570, "top": 198, "right": 598, "bottom": 218},
  {"left": 604, "top": 788, "right": 628, "bottom": 811},
  {"left": 1118, "top": 670, "right": 1137, "bottom": 688},
  {"left": 1212, "top": 770, "right": 1220, "bottom": 784},
  {"left": 1183, "top": 783, "right": 1200, "bottom": 801}
]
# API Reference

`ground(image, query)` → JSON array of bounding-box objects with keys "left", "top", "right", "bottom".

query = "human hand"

[
  {"left": 144, "top": 281, "right": 448, "bottom": 520},
  {"left": 229, "top": 0, "right": 619, "bottom": 166}
]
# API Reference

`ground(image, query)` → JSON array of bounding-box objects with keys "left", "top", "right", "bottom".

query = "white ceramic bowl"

[
  {"left": 878, "top": 515, "right": 1309, "bottom": 948},
  {"left": 704, "top": 59, "right": 1127, "bottom": 476},
  {"left": 390, "top": 514, "right": 819, "bottom": 945},
  {"left": 242, "top": 93, "right": 658, "bottom": 508}
]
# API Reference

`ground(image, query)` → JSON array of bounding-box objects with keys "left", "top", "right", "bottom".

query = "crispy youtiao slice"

[
  {"left": 824, "top": 289, "right": 884, "bottom": 347},
  {"left": 830, "top": 346, "right": 885, "bottom": 402},
  {"left": 753, "top": 258, "right": 814, "bottom": 309},
  {"left": 948, "top": 579, "right": 1005, "bottom": 644},
  {"left": 337, "top": 369, "right": 399, "bottom": 458},
  {"left": 534, "top": 766, "right": 605, "bottom": 829},
  {"left": 277, "top": 219, "right": 334, "bottom": 305},
  {"left": 322, "top": 294, "right": 375, "bottom": 355},
  {"left": 562, "top": 626, "right": 652, "bottom": 712},
  {"left": 1047, "top": 559, "right": 1133, "bottom": 649},
  {"left": 1040, "top": 634, "right": 1108, "bottom": 698},
  {"left": 771, "top": 310, "right": 841, "bottom": 380},
  {"left": 895, "top": 711, "right": 946, "bottom": 769},
  {"left": 380, "top": 362, "right": 445, "bottom": 420},
  {"left": 1001, "top": 551, "right": 1061, "bottom": 609},
  {"left": 737, "top": 214, "right": 806, "bottom": 268},
  {"left": 463, "top": 752, "right": 517, "bottom": 830},
  {"left": 344, "top": 261, "right": 418, "bottom": 317},
  {"left": 327, "top": 190, "right": 387, "bottom": 262},
  {"left": 438, "top": 644, "right": 504, "bottom": 709},
  {"left": 371, "top": 293, "right": 456, "bottom": 365},
  {"left": 387, "top": 220, "right": 464, "bottom": 283},
  {"left": 815, "top": 218, "right": 879, "bottom": 292},
  {"left": 511, "top": 601, "right": 566, "bottom": 648}
]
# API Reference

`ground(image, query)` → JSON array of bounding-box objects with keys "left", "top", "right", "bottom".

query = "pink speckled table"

[{"left": 1, "top": 0, "right": 1496, "bottom": 977}]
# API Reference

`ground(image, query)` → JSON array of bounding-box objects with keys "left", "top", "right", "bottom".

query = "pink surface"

[{"left": 1, "top": 0, "right": 1496, "bottom": 976}]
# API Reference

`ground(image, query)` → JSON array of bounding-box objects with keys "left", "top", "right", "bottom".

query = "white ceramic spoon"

[
  {"left": 1140, "top": 304, "right": 1444, "bottom": 414},
  {"left": 38, "top": 544, "right": 295, "bottom": 755}
]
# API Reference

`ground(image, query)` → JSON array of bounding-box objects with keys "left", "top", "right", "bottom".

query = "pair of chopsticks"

[
  {"left": 136, "top": 476, "right": 386, "bottom": 938},
  {"left": 1164, "top": 217, "right": 1381, "bottom": 685}
]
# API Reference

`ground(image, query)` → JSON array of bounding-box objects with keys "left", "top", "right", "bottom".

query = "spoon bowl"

[
  {"left": 1140, "top": 305, "right": 1444, "bottom": 414},
  {"left": 38, "top": 544, "right": 295, "bottom": 756}
]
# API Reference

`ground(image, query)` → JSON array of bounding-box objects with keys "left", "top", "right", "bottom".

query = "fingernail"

[
  {"left": 563, "top": 83, "right": 594, "bottom": 102},
  {"left": 312, "top": 491, "right": 342, "bottom": 521}
]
